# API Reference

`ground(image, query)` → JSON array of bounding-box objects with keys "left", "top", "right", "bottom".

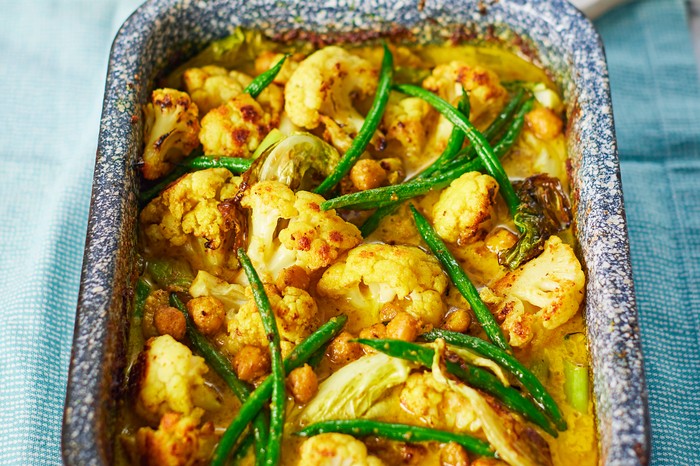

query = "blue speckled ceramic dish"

[{"left": 62, "top": 0, "right": 650, "bottom": 464}]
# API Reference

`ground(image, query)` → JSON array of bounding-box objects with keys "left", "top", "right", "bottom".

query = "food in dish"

[{"left": 119, "top": 29, "right": 597, "bottom": 466}]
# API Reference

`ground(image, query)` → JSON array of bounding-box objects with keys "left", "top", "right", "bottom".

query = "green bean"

[
  {"left": 211, "top": 315, "right": 348, "bottom": 466},
  {"left": 296, "top": 419, "right": 495, "bottom": 457},
  {"left": 169, "top": 294, "right": 270, "bottom": 455},
  {"left": 321, "top": 97, "right": 531, "bottom": 213},
  {"left": 185, "top": 156, "right": 253, "bottom": 173},
  {"left": 139, "top": 159, "right": 193, "bottom": 204},
  {"left": 357, "top": 339, "right": 557, "bottom": 437},
  {"left": 133, "top": 278, "right": 151, "bottom": 319},
  {"left": 245, "top": 54, "right": 289, "bottom": 98},
  {"left": 359, "top": 93, "right": 469, "bottom": 236},
  {"left": 314, "top": 43, "right": 393, "bottom": 195},
  {"left": 394, "top": 84, "right": 521, "bottom": 216},
  {"left": 422, "top": 329, "right": 566, "bottom": 431},
  {"left": 564, "top": 360, "right": 590, "bottom": 413},
  {"left": 237, "top": 249, "right": 285, "bottom": 466},
  {"left": 409, "top": 205, "right": 510, "bottom": 351},
  {"left": 322, "top": 158, "right": 481, "bottom": 211}
]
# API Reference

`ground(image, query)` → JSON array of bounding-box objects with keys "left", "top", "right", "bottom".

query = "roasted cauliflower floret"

[
  {"left": 285, "top": 46, "right": 381, "bottom": 153},
  {"left": 226, "top": 284, "right": 319, "bottom": 355},
  {"left": 422, "top": 62, "right": 508, "bottom": 123},
  {"left": 140, "top": 168, "right": 242, "bottom": 281},
  {"left": 484, "top": 235, "right": 585, "bottom": 347},
  {"left": 132, "top": 335, "right": 220, "bottom": 424},
  {"left": 184, "top": 65, "right": 284, "bottom": 118},
  {"left": 298, "top": 433, "right": 385, "bottom": 466},
  {"left": 400, "top": 372, "right": 481, "bottom": 433},
  {"left": 135, "top": 408, "right": 217, "bottom": 466},
  {"left": 317, "top": 243, "right": 448, "bottom": 326},
  {"left": 432, "top": 172, "right": 500, "bottom": 244},
  {"left": 241, "top": 181, "right": 362, "bottom": 281},
  {"left": 142, "top": 88, "right": 201, "bottom": 180},
  {"left": 382, "top": 94, "right": 435, "bottom": 159},
  {"left": 199, "top": 94, "right": 272, "bottom": 157}
]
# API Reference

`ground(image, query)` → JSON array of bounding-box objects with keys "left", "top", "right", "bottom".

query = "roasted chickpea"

[
  {"left": 286, "top": 364, "right": 319, "bottom": 404},
  {"left": 440, "top": 442, "right": 470, "bottom": 466},
  {"left": 275, "top": 265, "right": 310, "bottom": 292},
  {"left": 442, "top": 309, "right": 472, "bottom": 333},
  {"left": 525, "top": 107, "right": 563, "bottom": 141},
  {"left": 359, "top": 323, "right": 387, "bottom": 340},
  {"left": 153, "top": 306, "right": 186, "bottom": 340},
  {"left": 186, "top": 296, "right": 225, "bottom": 335},
  {"left": 327, "top": 331, "right": 364, "bottom": 366},
  {"left": 232, "top": 345, "right": 271, "bottom": 382},
  {"left": 386, "top": 312, "right": 420, "bottom": 342},
  {"left": 350, "top": 159, "right": 387, "bottom": 191}
]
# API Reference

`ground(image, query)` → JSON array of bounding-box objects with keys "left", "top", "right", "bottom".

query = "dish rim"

[{"left": 62, "top": 0, "right": 650, "bottom": 464}]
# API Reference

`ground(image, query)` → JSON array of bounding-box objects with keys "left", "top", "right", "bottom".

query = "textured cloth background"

[{"left": 0, "top": 0, "right": 698, "bottom": 464}]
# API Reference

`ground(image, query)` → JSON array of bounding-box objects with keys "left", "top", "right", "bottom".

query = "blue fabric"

[
  {"left": 0, "top": 0, "right": 697, "bottom": 464},
  {"left": 597, "top": 0, "right": 700, "bottom": 463}
]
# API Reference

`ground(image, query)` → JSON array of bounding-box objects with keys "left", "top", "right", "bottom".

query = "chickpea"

[
  {"left": 326, "top": 331, "right": 364, "bottom": 366},
  {"left": 379, "top": 302, "right": 401, "bottom": 323},
  {"left": 153, "top": 306, "right": 186, "bottom": 340},
  {"left": 350, "top": 159, "right": 387, "bottom": 191},
  {"left": 275, "top": 265, "right": 310, "bottom": 292},
  {"left": 286, "top": 364, "right": 318, "bottom": 404},
  {"left": 442, "top": 309, "right": 472, "bottom": 333},
  {"left": 232, "top": 345, "right": 271, "bottom": 382},
  {"left": 186, "top": 296, "right": 225, "bottom": 335},
  {"left": 359, "top": 323, "right": 387, "bottom": 340},
  {"left": 386, "top": 312, "right": 420, "bottom": 342},
  {"left": 440, "top": 442, "right": 470, "bottom": 466},
  {"left": 525, "top": 107, "right": 563, "bottom": 141}
]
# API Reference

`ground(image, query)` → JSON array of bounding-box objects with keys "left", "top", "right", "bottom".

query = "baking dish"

[{"left": 62, "top": 0, "right": 650, "bottom": 464}]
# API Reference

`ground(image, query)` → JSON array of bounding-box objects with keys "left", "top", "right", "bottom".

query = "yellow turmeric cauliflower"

[
  {"left": 226, "top": 284, "right": 319, "bottom": 356},
  {"left": 400, "top": 372, "right": 481, "bottom": 433},
  {"left": 483, "top": 236, "right": 585, "bottom": 347},
  {"left": 316, "top": 243, "right": 448, "bottom": 326},
  {"left": 285, "top": 46, "right": 381, "bottom": 153},
  {"left": 199, "top": 94, "right": 272, "bottom": 157},
  {"left": 132, "top": 335, "right": 220, "bottom": 424},
  {"left": 381, "top": 94, "right": 435, "bottom": 160},
  {"left": 298, "top": 433, "right": 385, "bottom": 466},
  {"left": 183, "top": 65, "right": 284, "bottom": 119},
  {"left": 422, "top": 62, "right": 508, "bottom": 124},
  {"left": 140, "top": 168, "right": 241, "bottom": 281},
  {"left": 135, "top": 408, "right": 217, "bottom": 466},
  {"left": 142, "top": 88, "right": 201, "bottom": 180},
  {"left": 432, "top": 172, "right": 500, "bottom": 244},
  {"left": 240, "top": 181, "right": 362, "bottom": 282}
]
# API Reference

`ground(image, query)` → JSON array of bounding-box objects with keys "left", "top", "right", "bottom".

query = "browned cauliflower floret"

[
  {"left": 140, "top": 168, "right": 241, "bottom": 281},
  {"left": 382, "top": 94, "right": 435, "bottom": 160},
  {"left": 285, "top": 46, "right": 381, "bottom": 153},
  {"left": 240, "top": 181, "right": 362, "bottom": 282},
  {"left": 484, "top": 236, "right": 585, "bottom": 347},
  {"left": 432, "top": 172, "right": 500, "bottom": 244},
  {"left": 226, "top": 284, "right": 319, "bottom": 356},
  {"left": 298, "top": 433, "right": 385, "bottom": 466},
  {"left": 199, "top": 94, "right": 272, "bottom": 157},
  {"left": 135, "top": 408, "right": 217, "bottom": 466},
  {"left": 184, "top": 65, "right": 284, "bottom": 119},
  {"left": 422, "top": 62, "right": 508, "bottom": 124},
  {"left": 142, "top": 88, "right": 200, "bottom": 180},
  {"left": 131, "top": 335, "right": 220, "bottom": 425},
  {"left": 316, "top": 243, "right": 448, "bottom": 326}
]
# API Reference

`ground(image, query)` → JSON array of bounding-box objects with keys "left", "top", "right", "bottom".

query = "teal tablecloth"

[{"left": 0, "top": 0, "right": 698, "bottom": 464}]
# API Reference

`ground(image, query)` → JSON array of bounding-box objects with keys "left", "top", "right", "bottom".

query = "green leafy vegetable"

[{"left": 499, "top": 174, "right": 572, "bottom": 270}]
